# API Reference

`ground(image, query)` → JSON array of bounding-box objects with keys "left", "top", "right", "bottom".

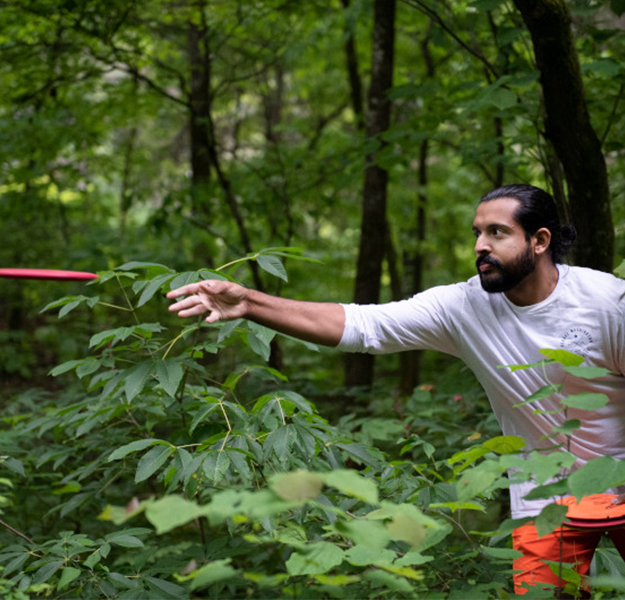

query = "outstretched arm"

[{"left": 167, "top": 279, "right": 345, "bottom": 347}]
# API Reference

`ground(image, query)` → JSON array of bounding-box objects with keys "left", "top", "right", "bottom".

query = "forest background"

[{"left": 2, "top": 0, "right": 625, "bottom": 598}]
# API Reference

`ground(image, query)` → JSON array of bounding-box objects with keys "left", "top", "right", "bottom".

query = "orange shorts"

[{"left": 512, "top": 522, "right": 625, "bottom": 595}]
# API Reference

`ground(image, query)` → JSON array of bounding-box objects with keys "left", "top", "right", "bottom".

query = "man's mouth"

[{"left": 476, "top": 257, "right": 499, "bottom": 273}]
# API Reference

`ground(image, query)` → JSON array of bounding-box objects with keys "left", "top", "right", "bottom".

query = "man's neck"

[{"left": 504, "top": 262, "right": 560, "bottom": 307}]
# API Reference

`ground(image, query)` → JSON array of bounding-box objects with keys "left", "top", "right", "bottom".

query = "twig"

[{"left": 0, "top": 518, "right": 35, "bottom": 545}]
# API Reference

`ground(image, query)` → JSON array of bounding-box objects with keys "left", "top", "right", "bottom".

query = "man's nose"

[{"left": 474, "top": 234, "right": 490, "bottom": 255}]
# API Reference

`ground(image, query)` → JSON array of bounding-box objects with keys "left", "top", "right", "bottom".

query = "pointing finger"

[{"left": 167, "top": 283, "right": 202, "bottom": 299}]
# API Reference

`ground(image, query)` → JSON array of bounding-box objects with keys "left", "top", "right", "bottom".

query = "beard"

[{"left": 477, "top": 244, "right": 536, "bottom": 294}]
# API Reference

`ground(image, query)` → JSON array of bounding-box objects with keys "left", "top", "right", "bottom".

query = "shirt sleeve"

[{"left": 337, "top": 283, "right": 466, "bottom": 357}]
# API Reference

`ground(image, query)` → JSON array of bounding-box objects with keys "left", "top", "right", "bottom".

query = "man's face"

[{"left": 472, "top": 197, "right": 536, "bottom": 294}]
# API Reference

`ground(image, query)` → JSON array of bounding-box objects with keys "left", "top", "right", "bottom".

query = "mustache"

[{"left": 476, "top": 255, "right": 503, "bottom": 270}]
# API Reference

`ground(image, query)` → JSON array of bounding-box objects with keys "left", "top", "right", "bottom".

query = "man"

[{"left": 167, "top": 184, "right": 625, "bottom": 594}]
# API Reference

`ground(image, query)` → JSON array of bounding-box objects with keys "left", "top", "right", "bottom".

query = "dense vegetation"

[{"left": 2, "top": 0, "right": 625, "bottom": 597}]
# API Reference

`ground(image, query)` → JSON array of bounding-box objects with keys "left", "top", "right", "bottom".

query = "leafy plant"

[{"left": 1, "top": 255, "right": 624, "bottom": 598}]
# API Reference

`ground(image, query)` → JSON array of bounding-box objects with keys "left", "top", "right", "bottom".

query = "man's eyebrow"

[{"left": 473, "top": 222, "right": 513, "bottom": 233}]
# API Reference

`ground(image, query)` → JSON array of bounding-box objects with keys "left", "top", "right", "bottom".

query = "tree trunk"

[
  {"left": 187, "top": 8, "right": 212, "bottom": 216},
  {"left": 399, "top": 138, "right": 428, "bottom": 395},
  {"left": 345, "top": 0, "right": 396, "bottom": 388},
  {"left": 341, "top": 0, "right": 365, "bottom": 131},
  {"left": 513, "top": 0, "right": 614, "bottom": 271}
]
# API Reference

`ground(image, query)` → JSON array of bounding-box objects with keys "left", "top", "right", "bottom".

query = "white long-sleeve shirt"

[{"left": 338, "top": 265, "right": 625, "bottom": 518}]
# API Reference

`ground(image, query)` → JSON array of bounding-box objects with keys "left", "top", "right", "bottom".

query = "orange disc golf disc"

[{"left": 557, "top": 494, "right": 625, "bottom": 530}]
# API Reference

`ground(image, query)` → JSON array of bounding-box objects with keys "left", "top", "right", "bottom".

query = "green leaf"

[
  {"left": 523, "top": 479, "right": 569, "bottom": 500},
  {"left": 108, "top": 438, "right": 160, "bottom": 461},
  {"left": 136, "top": 273, "right": 177, "bottom": 308},
  {"left": 59, "top": 299, "right": 85, "bottom": 318},
  {"left": 551, "top": 419, "right": 581, "bottom": 435},
  {"left": 256, "top": 254, "right": 288, "bottom": 281},
  {"left": 286, "top": 542, "right": 344, "bottom": 575},
  {"left": 145, "top": 496, "right": 207, "bottom": 534},
  {"left": 202, "top": 451, "right": 231, "bottom": 483},
  {"left": 144, "top": 576, "right": 188, "bottom": 599},
  {"left": 49, "top": 359, "right": 83, "bottom": 376},
  {"left": 189, "top": 399, "right": 221, "bottom": 434},
  {"left": 40, "top": 295, "right": 88, "bottom": 313},
  {"left": 155, "top": 359, "right": 185, "bottom": 398},
  {"left": 583, "top": 58, "right": 622, "bottom": 77},
  {"left": 514, "top": 384, "right": 563, "bottom": 407},
  {"left": 456, "top": 460, "right": 502, "bottom": 502},
  {"left": 334, "top": 442, "right": 381, "bottom": 467},
  {"left": 247, "top": 331, "right": 271, "bottom": 361},
  {"left": 562, "top": 366, "right": 610, "bottom": 379},
  {"left": 344, "top": 545, "right": 396, "bottom": 566},
  {"left": 386, "top": 511, "right": 427, "bottom": 548},
  {"left": 539, "top": 348, "right": 584, "bottom": 367},
  {"left": 32, "top": 560, "right": 64, "bottom": 584},
  {"left": 264, "top": 425, "right": 297, "bottom": 461},
  {"left": 135, "top": 445, "right": 173, "bottom": 483},
  {"left": 57, "top": 566, "right": 81, "bottom": 590},
  {"left": 116, "top": 261, "right": 173, "bottom": 273},
  {"left": 364, "top": 569, "right": 415, "bottom": 593},
  {"left": 186, "top": 559, "right": 237, "bottom": 590},
  {"left": 535, "top": 503, "right": 568, "bottom": 537},
  {"left": 481, "top": 546, "right": 523, "bottom": 560},
  {"left": 488, "top": 88, "right": 516, "bottom": 110},
  {"left": 124, "top": 360, "right": 156, "bottom": 402},
  {"left": 336, "top": 519, "right": 392, "bottom": 549},
  {"left": 271, "top": 471, "right": 324, "bottom": 502},
  {"left": 2, "top": 457, "right": 25, "bottom": 477},
  {"left": 561, "top": 393, "right": 609, "bottom": 410},
  {"left": 323, "top": 470, "right": 379, "bottom": 505},
  {"left": 105, "top": 534, "right": 144, "bottom": 548},
  {"left": 482, "top": 435, "right": 526, "bottom": 454},
  {"left": 568, "top": 456, "right": 625, "bottom": 498},
  {"left": 76, "top": 357, "right": 100, "bottom": 379}
]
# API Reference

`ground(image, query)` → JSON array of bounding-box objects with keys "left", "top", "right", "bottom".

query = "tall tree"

[
  {"left": 345, "top": 0, "right": 396, "bottom": 388},
  {"left": 513, "top": 0, "right": 614, "bottom": 271}
]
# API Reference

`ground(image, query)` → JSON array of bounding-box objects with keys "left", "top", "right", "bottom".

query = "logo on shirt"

[{"left": 559, "top": 327, "right": 593, "bottom": 358}]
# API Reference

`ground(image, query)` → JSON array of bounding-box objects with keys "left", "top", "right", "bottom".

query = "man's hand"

[{"left": 167, "top": 280, "right": 248, "bottom": 323}]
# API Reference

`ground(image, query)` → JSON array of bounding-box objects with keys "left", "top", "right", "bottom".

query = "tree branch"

[{"left": 400, "top": 0, "right": 499, "bottom": 80}]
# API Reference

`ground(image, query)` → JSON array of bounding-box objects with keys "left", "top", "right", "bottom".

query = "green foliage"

[{"left": 0, "top": 260, "right": 623, "bottom": 598}]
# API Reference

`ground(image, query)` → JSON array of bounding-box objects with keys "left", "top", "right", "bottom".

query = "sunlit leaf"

[
  {"left": 271, "top": 470, "right": 324, "bottom": 502},
  {"left": 323, "top": 469, "right": 379, "bottom": 505},
  {"left": 539, "top": 348, "right": 584, "bottom": 367},
  {"left": 144, "top": 495, "right": 207, "bottom": 534}
]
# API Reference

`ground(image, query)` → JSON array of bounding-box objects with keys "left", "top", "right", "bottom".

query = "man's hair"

[{"left": 479, "top": 184, "right": 577, "bottom": 264}]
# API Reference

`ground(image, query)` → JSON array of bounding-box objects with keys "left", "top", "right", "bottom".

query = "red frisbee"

[
  {"left": 557, "top": 494, "right": 625, "bottom": 530},
  {"left": 0, "top": 268, "right": 99, "bottom": 281}
]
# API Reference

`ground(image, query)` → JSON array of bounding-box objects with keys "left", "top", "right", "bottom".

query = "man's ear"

[{"left": 533, "top": 227, "right": 552, "bottom": 256}]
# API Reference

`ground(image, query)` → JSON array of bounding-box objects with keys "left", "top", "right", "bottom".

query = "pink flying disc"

[
  {"left": 557, "top": 494, "right": 625, "bottom": 530},
  {"left": 0, "top": 268, "right": 99, "bottom": 281}
]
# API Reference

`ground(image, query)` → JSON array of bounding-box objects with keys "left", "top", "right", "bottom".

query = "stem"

[
  {"left": 0, "top": 518, "right": 35, "bottom": 545},
  {"left": 216, "top": 254, "right": 257, "bottom": 272},
  {"left": 97, "top": 302, "right": 134, "bottom": 312}
]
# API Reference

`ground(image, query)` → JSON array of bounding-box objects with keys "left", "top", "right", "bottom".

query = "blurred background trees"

[{"left": 2, "top": 0, "right": 625, "bottom": 394}]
